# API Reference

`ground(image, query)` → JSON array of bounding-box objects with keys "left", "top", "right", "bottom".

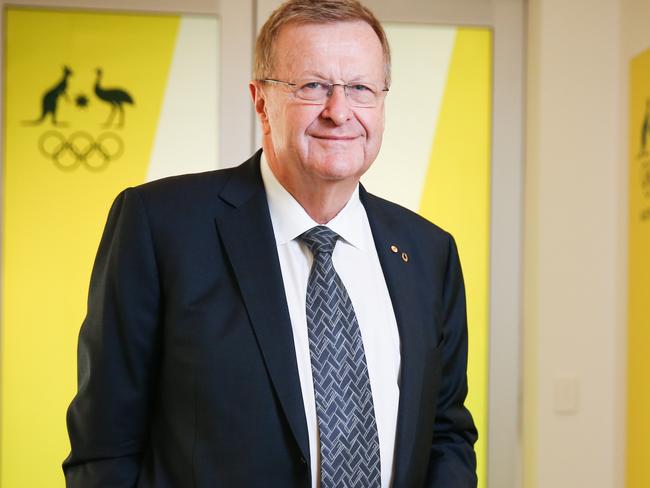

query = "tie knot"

[{"left": 300, "top": 226, "right": 339, "bottom": 256}]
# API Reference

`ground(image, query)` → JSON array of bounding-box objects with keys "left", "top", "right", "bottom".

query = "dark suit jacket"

[{"left": 63, "top": 150, "right": 477, "bottom": 487}]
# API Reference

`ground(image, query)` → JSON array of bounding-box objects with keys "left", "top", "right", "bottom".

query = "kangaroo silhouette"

[
  {"left": 94, "top": 68, "right": 134, "bottom": 128},
  {"left": 24, "top": 66, "right": 72, "bottom": 126}
]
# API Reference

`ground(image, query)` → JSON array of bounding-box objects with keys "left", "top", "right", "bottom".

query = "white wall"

[
  {"left": 524, "top": 0, "right": 626, "bottom": 487},
  {"left": 622, "top": 0, "right": 650, "bottom": 60}
]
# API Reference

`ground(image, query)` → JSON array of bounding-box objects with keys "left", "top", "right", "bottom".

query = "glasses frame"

[{"left": 261, "top": 78, "right": 389, "bottom": 108}]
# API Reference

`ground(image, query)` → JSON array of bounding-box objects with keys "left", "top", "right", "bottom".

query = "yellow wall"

[
  {"left": 626, "top": 40, "right": 650, "bottom": 488},
  {"left": 419, "top": 29, "right": 491, "bottom": 487},
  {"left": 1, "top": 9, "right": 179, "bottom": 486},
  {"left": 623, "top": 8, "right": 650, "bottom": 488}
]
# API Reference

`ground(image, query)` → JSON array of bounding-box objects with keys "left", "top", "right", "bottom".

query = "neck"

[
  {"left": 287, "top": 179, "right": 357, "bottom": 224},
  {"left": 263, "top": 149, "right": 357, "bottom": 224}
]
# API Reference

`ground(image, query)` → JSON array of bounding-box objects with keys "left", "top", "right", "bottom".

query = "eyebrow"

[
  {"left": 298, "top": 71, "right": 376, "bottom": 83},
  {"left": 299, "top": 70, "right": 330, "bottom": 80}
]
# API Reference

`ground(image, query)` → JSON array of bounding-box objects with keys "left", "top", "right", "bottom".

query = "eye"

[
  {"left": 349, "top": 83, "right": 374, "bottom": 93},
  {"left": 300, "top": 81, "right": 327, "bottom": 91}
]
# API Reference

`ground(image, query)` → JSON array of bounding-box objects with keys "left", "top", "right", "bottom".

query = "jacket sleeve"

[
  {"left": 63, "top": 188, "right": 162, "bottom": 487},
  {"left": 425, "top": 233, "right": 478, "bottom": 487}
]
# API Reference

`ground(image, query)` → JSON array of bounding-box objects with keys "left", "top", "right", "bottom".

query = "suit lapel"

[
  {"left": 214, "top": 153, "right": 310, "bottom": 463},
  {"left": 361, "top": 188, "right": 430, "bottom": 487}
]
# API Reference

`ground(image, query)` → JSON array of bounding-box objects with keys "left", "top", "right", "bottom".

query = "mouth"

[{"left": 311, "top": 134, "right": 359, "bottom": 141}]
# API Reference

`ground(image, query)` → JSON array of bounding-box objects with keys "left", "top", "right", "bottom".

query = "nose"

[{"left": 320, "top": 84, "right": 353, "bottom": 125}]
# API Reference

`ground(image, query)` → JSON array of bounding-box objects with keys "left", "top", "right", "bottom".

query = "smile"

[{"left": 311, "top": 135, "right": 359, "bottom": 140}]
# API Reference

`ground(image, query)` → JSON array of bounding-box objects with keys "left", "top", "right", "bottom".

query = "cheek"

[
  {"left": 362, "top": 113, "right": 385, "bottom": 162},
  {"left": 361, "top": 112, "right": 384, "bottom": 147},
  {"left": 284, "top": 110, "right": 317, "bottom": 144},
  {"left": 267, "top": 108, "right": 297, "bottom": 151},
  {"left": 371, "top": 111, "right": 385, "bottom": 136},
  {"left": 356, "top": 108, "right": 382, "bottom": 134}
]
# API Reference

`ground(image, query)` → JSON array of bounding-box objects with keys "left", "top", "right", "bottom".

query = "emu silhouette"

[
  {"left": 95, "top": 68, "right": 134, "bottom": 128},
  {"left": 24, "top": 66, "right": 72, "bottom": 126},
  {"left": 641, "top": 99, "right": 650, "bottom": 157}
]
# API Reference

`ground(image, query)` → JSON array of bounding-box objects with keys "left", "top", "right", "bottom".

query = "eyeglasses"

[{"left": 261, "top": 78, "right": 389, "bottom": 108}]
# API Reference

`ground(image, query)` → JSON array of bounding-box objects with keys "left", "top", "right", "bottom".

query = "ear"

[{"left": 249, "top": 81, "right": 271, "bottom": 135}]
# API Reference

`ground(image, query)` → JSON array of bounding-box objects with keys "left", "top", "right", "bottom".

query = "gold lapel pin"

[{"left": 390, "top": 244, "right": 408, "bottom": 263}]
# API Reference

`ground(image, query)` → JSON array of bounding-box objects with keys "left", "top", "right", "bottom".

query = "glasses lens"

[
  {"left": 346, "top": 84, "right": 377, "bottom": 107},
  {"left": 295, "top": 81, "right": 329, "bottom": 102}
]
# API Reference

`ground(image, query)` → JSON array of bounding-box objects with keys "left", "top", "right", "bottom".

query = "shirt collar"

[{"left": 260, "top": 152, "right": 368, "bottom": 250}]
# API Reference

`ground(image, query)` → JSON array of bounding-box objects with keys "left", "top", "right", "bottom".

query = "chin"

[
  {"left": 311, "top": 158, "right": 368, "bottom": 182},
  {"left": 306, "top": 147, "right": 369, "bottom": 180}
]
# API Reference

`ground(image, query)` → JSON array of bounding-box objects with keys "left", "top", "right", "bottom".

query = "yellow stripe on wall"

[
  {"left": 418, "top": 28, "right": 492, "bottom": 487},
  {"left": 627, "top": 48, "right": 650, "bottom": 488},
  {"left": 1, "top": 9, "right": 179, "bottom": 486}
]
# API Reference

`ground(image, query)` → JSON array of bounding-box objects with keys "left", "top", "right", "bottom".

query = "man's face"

[{"left": 253, "top": 21, "right": 387, "bottom": 193}]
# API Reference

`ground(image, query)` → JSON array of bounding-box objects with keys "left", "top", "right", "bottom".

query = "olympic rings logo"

[{"left": 38, "top": 131, "right": 124, "bottom": 172}]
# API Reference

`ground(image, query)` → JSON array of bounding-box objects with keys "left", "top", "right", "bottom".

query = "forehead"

[{"left": 273, "top": 21, "right": 384, "bottom": 80}]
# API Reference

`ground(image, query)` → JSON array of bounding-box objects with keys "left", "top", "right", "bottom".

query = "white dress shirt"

[{"left": 260, "top": 154, "right": 401, "bottom": 488}]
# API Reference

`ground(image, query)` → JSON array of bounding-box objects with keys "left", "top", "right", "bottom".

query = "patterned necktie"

[{"left": 300, "top": 226, "right": 381, "bottom": 488}]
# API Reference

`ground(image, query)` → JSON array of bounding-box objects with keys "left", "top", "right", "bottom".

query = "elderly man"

[{"left": 63, "top": 0, "right": 477, "bottom": 486}]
